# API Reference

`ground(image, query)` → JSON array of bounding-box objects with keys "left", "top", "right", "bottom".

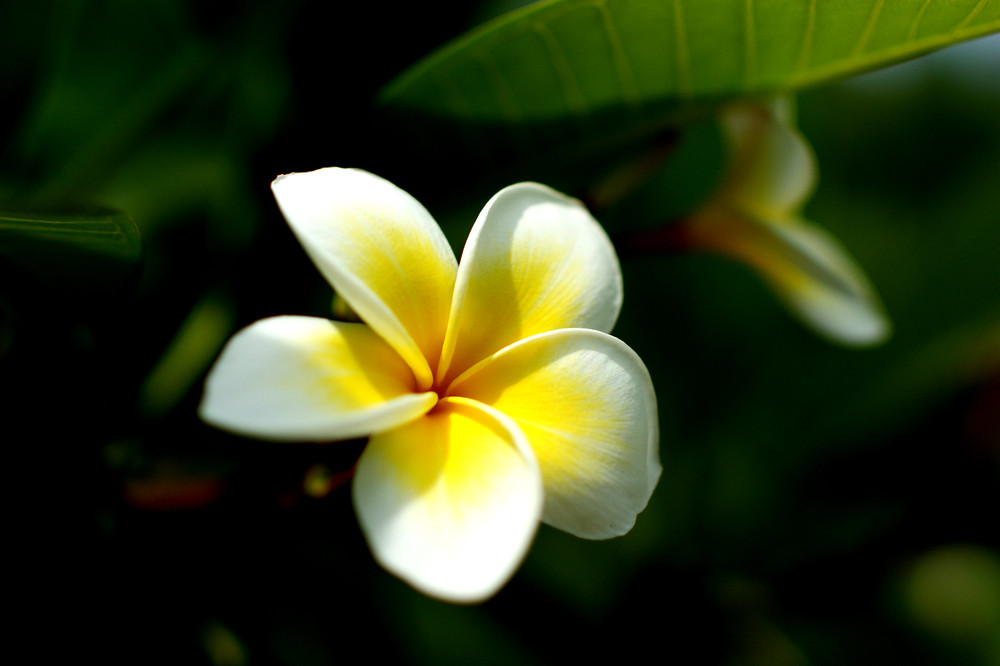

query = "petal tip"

[
  {"left": 353, "top": 400, "right": 543, "bottom": 604},
  {"left": 820, "top": 308, "right": 893, "bottom": 348}
]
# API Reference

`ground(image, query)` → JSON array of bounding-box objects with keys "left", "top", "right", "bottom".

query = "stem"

[
  {"left": 584, "top": 130, "right": 679, "bottom": 212},
  {"left": 613, "top": 219, "right": 694, "bottom": 258}
]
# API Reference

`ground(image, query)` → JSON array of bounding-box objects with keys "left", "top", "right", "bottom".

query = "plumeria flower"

[
  {"left": 680, "top": 97, "right": 891, "bottom": 346},
  {"left": 200, "top": 168, "right": 660, "bottom": 602}
]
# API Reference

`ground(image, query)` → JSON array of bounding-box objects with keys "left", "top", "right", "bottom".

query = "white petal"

[
  {"left": 272, "top": 168, "right": 457, "bottom": 389},
  {"left": 720, "top": 98, "right": 817, "bottom": 217},
  {"left": 449, "top": 328, "right": 661, "bottom": 540},
  {"left": 353, "top": 397, "right": 542, "bottom": 603},
  {"left": 685, "top": 208, "right": 891, "bottom": 346},
  {"left": 767, "top": 221, "right": 892, "bottom": 345},
  {"left": 199, "top": 316, "right": 436, "bottom": 441},
  {"left": 438, "top": 183, "right": 622, "bottom": 384}
]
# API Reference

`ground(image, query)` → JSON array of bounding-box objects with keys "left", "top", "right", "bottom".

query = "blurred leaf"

[
  {"left": 200, "top": 620, "right": 249, "bottom": 666},
  {"left": 380, "top": 0, "right": 1000, "bottom": 164},
  {"left": 0, "top": 207, "right": 141, "bottom": 293},
  {"left": 138, "top": 290, "right": 236, "bottom": 419},
  {"left": 890, "top": 545, "right": 1000, "bottom": 664}
]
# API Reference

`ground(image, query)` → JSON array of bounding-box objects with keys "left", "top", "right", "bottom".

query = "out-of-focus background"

[{"left": 2, "top": 2, "right": 997, "bottom": 664}]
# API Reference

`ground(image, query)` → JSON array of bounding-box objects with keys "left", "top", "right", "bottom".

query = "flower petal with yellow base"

[{"left": 201, "top": 168, "right": 660, "bottom": 602}]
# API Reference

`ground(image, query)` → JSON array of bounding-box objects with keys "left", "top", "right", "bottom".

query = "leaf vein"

[
  {"left": 955, "top": 0, "right": 990, "bottom": 32},
  {"left": 743, "top": 0, "right": 758, "bottom": 89},
  {"left": 597, "top": 1, "right": 641, "bottom": 110},
  {"left": 0, "top": 219, "right": 119, "bottom": 233},
  {"left": 852, "top": 0, "right": 885, "bottom": 56},
  {"left": 534, "top": 23, "right": 591, "bottom": 121},
  {"left": 673, "top": 0, "right": 692, "bottom": 98},
  {"left": 474, "top": 50, "right": 523, "bottom": 125},
  {"left": 907, "top": 0, "right": 934, "bottom": 41},
  {"left": 0, "top": 224, "right": 124, "bottom": 238},
  {"left": 794, "top": 0, "right": 818, "bottom": 74},
  {"left": 434, "top": 70, "right": 471, "bottom": 117}
]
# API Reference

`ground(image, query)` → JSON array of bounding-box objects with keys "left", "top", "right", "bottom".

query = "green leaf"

[
  {"left": 380, "top": 0, "right": 1000, "bottom": 162},
  {"left": 138, "top": 291, "right": 236, "bottom": 419},
  {"left": 0, "top": 208, "right": 142, "bottom": 294}
]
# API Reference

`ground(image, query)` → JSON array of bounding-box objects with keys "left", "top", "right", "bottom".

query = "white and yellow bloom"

[
  {"left": 200, "top": 168, "right": 660, "bottom": 602},
  {"left": 682, "top": 98, "right": 891, "bottom": 346}
]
